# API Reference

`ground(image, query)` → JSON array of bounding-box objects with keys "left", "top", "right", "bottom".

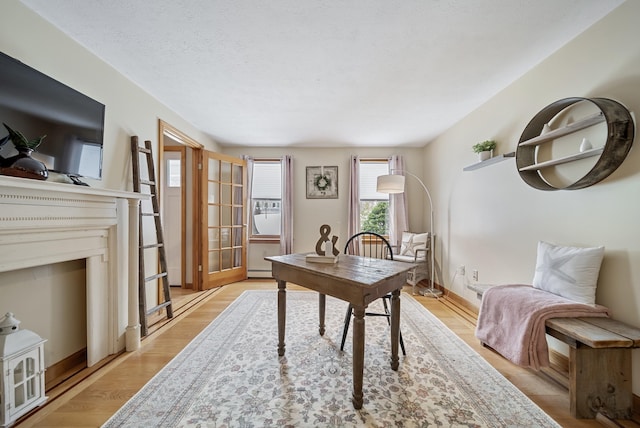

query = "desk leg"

[
  {"left": 352, "top": 306, "right": 365, "bottom": 409},
  {"left": 390, "top": 288, "right": 400, "bottom": 371},
  {"left": 318, "top": 293, "right": 326, "bottom": 336},
  {"left": 277, "top": 279, "right": 286, "bottom": 356}
]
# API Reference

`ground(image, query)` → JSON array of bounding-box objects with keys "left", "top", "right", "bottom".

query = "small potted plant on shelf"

[{"left": 472, "top": 140, "right": 497, "bottom": 162}]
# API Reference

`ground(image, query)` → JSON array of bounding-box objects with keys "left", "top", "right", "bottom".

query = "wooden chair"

[{"left": 340, "top": 231, "right": 406, "bottom": 355}]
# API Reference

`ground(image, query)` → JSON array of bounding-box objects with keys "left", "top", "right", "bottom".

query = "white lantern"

[{"left": 0, "top": 313, "right": 47, "bottom": 428}]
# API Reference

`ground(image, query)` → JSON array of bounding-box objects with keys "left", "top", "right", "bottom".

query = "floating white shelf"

[
  {"left": 518, "top": 147, "right": 604, "bottom": 172},
  {"left": 518, "top": 112, "right": 605, "bottom": 148},
  {"left": 463, "top": 152, "right": 515, "bottom": 171}
]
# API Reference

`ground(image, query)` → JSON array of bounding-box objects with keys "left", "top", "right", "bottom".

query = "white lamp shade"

[{"left": 377, "top": 174, "right": 405, "bottom": 194}]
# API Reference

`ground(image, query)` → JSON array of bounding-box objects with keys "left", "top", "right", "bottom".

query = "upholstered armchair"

[{"left": 392, "top": 232, "right": 431, "bottom": 294}]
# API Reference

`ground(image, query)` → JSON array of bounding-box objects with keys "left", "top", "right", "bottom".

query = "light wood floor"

[{"left": 16, "top": 280, "right": 638, "bottom": 427}]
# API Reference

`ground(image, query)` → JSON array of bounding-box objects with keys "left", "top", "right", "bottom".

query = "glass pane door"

[{"left": 201, "top": 151, "right": 247, "bottom": 288}]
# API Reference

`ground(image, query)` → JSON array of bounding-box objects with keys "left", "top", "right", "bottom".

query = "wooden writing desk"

[{"left": 265, "top": 253, "right": 413, "bottom": 409}]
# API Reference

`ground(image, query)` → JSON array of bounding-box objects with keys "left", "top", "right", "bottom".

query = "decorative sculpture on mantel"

[{"left": 0, "top": 123, "right": 48, "bottom": 181}]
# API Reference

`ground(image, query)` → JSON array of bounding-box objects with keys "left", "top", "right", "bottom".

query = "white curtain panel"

[
  {"left": 280, "top": 155, "right": 293, "bottom": 255},
  {"left": 346, "top": 155, "right": 360, "bottom": 255},
  {"left": 242, "top": 155, "right": 254, "bottom": 240},
  {"left": 388, "top": 155, "right": 408, "bottom": 249}
]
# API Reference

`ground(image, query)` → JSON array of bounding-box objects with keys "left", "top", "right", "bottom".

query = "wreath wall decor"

[{"left": 306, "top": 166, "right": 338, "bottom": 199}]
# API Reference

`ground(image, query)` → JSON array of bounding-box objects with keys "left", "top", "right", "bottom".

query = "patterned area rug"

[{"left": 103, "top": 290, "right": 560, "bottom": 427}]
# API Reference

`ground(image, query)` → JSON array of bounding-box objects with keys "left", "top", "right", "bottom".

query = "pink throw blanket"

[{"left": 474, "top": 284, "right": 610, "bottom": 370}]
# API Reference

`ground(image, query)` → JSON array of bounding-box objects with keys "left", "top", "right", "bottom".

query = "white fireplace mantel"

[{"left": 0, "top": 175, "right": 148, "bottom": 366}]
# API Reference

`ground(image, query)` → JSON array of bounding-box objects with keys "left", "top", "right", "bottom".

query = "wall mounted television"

[{"left": 0, "top": 51, "right": 105, "bottom": 183}]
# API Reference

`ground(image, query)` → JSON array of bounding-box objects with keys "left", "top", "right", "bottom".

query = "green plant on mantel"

[
  {"left": 2, "top": 123, "right": 46, "bottom": 151},
  {"left": 472, "top": 140, "right": 497, "bottom": 153}
]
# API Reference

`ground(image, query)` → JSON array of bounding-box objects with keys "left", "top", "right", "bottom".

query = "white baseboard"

[{"left": 248, "top": 270, "right": 273, "bottom": 278}]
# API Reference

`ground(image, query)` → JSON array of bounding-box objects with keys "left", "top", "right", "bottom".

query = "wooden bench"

[
  {"left": 468, "top": 284, "right": 640, "bottom": 419},
  {"left": 545, "top": 317, "right": 640, "bottom": 419}
]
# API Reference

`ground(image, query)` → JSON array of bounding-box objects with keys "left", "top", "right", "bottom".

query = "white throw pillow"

[
  {"left": 400, "top": 232, "right": 428, "bottom": 257},
  {"left": 532, "top": 241, "right": 604, "bottom": 305},
  {"left": 399, "top": 232, "right": 414, "bottom": 256}
]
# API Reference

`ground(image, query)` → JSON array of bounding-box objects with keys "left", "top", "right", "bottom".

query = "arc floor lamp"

[{"left": 377, "top": 170, "right": 442, "bottom": 298}]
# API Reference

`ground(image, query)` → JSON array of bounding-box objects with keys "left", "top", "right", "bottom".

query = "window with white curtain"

[
  {"left": 359, "top": 161, "right": 389, "bottom": 235},
  {"left": 250, "top": 160, "right": 282, "bottom": 238}
]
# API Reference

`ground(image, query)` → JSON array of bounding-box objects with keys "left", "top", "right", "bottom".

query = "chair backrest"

[
  {"left": 397, "top": 231, "right": 430, "bottom": 259},
  {"left": 344, "top": 231, "right": 393, "bottom": 260}
]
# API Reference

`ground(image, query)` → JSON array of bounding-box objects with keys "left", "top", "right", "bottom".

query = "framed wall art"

[{"left": 306, "top": 166, "right": 338, "bottom": 199}]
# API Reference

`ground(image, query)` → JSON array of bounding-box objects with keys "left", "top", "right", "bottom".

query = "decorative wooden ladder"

[{"left": 130, "top": 136, "right": 173, "bottom": 336}]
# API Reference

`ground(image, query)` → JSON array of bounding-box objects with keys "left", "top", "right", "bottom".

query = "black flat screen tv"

[{"left": 0, "top": 51, "right": 105, "bottom": 181}]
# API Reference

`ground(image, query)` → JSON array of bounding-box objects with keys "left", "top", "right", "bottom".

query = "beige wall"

[
  {"left": 222, "top": 146, "right": 427, "bottom": 275},
  {"left": 0, "top": 261, "right": 86, "bottom": 365},
  {"left": 0, "top": 1, "right": 220, "bottom": 191},
  {"left": 422, "top": 0, "right": 640, "bottom": 393},
  {"left": 3, "top": 0, "right": 640, "bottom": 398},
  {"left": 0, "top": 1, "right": 220, "bottom": 366}
]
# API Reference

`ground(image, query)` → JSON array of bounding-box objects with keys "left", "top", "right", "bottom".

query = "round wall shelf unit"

[{"left": 516, "top": 97, "right": 634, "bottom": 190}]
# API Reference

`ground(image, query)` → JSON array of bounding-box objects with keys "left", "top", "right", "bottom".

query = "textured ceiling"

[{"left": 21, "top": 0, "right": 624, "bottom": 147}]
